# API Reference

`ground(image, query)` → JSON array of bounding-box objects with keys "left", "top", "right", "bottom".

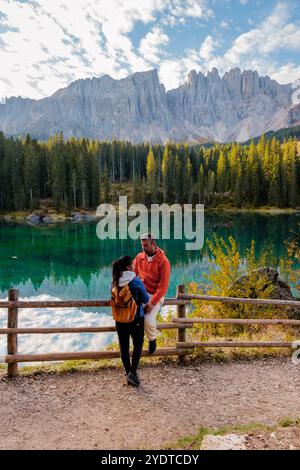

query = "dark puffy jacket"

[{"left": 128, "top": 277, "right": 149, "bottom": 319}]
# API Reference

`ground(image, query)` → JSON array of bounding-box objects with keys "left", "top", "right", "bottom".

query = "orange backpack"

[{"left": 111, "top": 284, "right": 138, "bottom": 323}]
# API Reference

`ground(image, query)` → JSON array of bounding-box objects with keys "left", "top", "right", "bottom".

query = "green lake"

[{"left": 0, "top": 212, "right": 299, "bottom": 356}]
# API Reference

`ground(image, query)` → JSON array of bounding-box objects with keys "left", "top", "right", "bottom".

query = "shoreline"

[
  {"left": 1, "top": 206, "right": 300, "bottom": 226},
  {"left": 205, "top": 206, "right": 300, "bottom": 215}
]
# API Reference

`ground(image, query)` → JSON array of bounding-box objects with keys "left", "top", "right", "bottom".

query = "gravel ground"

[
  {"left": 1, "top": 357, "right": 300, "bottom": 450},
  {"left": 245, "top": 426, "right": 300, "bottom": 450}
]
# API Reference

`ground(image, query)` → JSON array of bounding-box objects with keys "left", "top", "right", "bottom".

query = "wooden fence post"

[
  {"left": 177, "top": 284, "right": 187, "bottom": 364},
  {"left": 7, "top": 289, "right": 19, "bottom": 378}
]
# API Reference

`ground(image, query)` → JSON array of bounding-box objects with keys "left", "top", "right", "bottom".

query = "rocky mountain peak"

[
  {"left": 187, "top": 70, "right": 198, "bottom": 85},
  {"left": 0, "top": 68, "right": 297, "bottom": 143}
]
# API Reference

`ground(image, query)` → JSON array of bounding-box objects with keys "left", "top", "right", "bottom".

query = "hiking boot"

[
  {"left": 132, "top": 372, "right": 140, "bottom": 385},
  {"left": 148, "top": 339, "right": 157, "bottom": 355},
  {"left": 128, "top": 371, "right": 140, "bottom": 386},
  {"left": 127, "top": 371, "right": 140, "bottom": 387}
]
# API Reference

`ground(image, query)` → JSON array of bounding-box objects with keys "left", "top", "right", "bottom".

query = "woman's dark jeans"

[{"left": 116, "top": 317, "right": 145, "bottom": 375}]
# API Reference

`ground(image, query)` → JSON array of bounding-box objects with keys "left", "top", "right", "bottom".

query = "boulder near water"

[
  {"left": 26, "top": 213, "right": 42, "bottom": 224},
  {"left": 228, "top": 267, "right": 300, "bottom": 318}
]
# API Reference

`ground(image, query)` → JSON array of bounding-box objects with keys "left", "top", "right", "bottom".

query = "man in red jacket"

[{"left": 134, "top": 233, "right": 171, "bottom": 354}]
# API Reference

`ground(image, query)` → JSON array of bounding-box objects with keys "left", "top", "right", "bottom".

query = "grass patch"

[
  {"left": 278, "top": 417, "right": 300, "bottom": 427},
  {"left": 0, "top": 343, "right": 294, "bottom": 377},
  {"left": 0, "top": 353, "right": 181, "bottom": 377},
  {"left": 0, "top": 358, "right": 124, "bottom": 377}
]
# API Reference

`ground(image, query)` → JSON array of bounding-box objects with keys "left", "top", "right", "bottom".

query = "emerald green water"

[
  {"left": 0, "top": 213, "right": 299, "bottom": 356},
  {"left": 1, "top": 213, "right": 300, "bottom": 298}
]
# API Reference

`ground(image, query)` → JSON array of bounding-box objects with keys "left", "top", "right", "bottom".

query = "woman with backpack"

[{"left": 111, "top": 256, "right": 149, "bottom": 387}]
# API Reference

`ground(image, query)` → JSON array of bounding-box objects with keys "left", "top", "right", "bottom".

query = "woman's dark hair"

[{"left": 112, "top": 256, "right": 133, "bottom": 287}]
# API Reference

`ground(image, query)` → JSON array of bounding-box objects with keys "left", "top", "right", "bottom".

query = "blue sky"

[{"left": 0, "top": 0, "right": 300, "bottom": 100}]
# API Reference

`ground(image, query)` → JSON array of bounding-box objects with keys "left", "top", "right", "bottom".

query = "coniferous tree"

[
  {"left": 102, "top": 164, "right": 111, "bottom": 203},
  {"left": 268, "top": 138, "right": 282, "bottom": 206},
  {"left": 0, "top": 131, "right": 299, "bottom": 211},
  {"left": 197, "top": 163, "right": 205, "bottom": 204},
  {"left": 206, "top": 170, "right": 216, "bottom": 204},
  {"left": 174, "top": 153, "right": 183, "bottom": 203},
  {"left": 146, "top": 147, "right": 157, "bottom": 202},
  {"left": 216, "top": 150, "right": 227, "bottom": 193},
  {"left": 183, "top": 156, "right": 193, "bottom": 203},
  {"left": 247, "top": 140, "right": 261, "bottom": 206},
  {"left": 161, "top": 144, "right": 173, "bottom": 203}
]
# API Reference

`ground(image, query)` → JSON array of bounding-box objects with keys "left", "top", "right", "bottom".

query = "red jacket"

[{"left": 134, "top": 247, "right": 171, "bottom": 305}]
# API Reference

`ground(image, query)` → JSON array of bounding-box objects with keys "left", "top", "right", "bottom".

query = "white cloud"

[
  {"left": 0, "top": 0, "right": 162, "bottom": 99},
  {"left": 0, "top": 0, "right": 120, "bottom": 99},
  {"left": 222, "top": 2, "right": 300, "bottom": 62},
  {"left": 170, "top": 0, "right": 213, "bottom": 19},
  {"left": 0, "top": 293, "right": 116, "bottom": 356},
  {"left": 163, "top": 2, "right": 300, "bottom": 88},
  {"left": 220, "top": 20, "right": 230, "bottom": 29},
  {"left": 158, "top": 56, "right": 201, "bottom": 90},
  {"left": 139, "top": 1, "right": 300, "bottom": 89},
  {"left": 139, "top": 26, "right": 169, "bottom": 64},
  {"left": 0, "top": 291, "right": 175, "bottom": 358},
  {"left": 272, "top": 64, "right": 300, "bottom": 84},
  {"left": 0, "top": 0, "right": 299, "bottom": 99},
  {"left": 0, "top": 0, "right": 213, "bottom": 99},
  {"left": 156, "top": 34, "right": 221, "bottom": 90},
  {"left": 199, "top": 35, "right": 218, "bottom": 61}
]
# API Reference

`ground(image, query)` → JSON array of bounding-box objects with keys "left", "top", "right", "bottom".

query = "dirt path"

[{"left": 1, "top": 357, "right": 300, "bottom": 450}]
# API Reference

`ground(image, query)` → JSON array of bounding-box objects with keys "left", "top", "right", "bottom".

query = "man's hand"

[{"left": 144, "top": 301, "right": 155, "bottom": 314}]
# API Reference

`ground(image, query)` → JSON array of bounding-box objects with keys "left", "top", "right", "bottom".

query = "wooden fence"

[{"left": 1, "top": 285, "right": 300, "bottom": 377}]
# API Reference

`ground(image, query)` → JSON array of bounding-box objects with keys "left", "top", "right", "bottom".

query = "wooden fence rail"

[
  {"left": 173, "top": 318, "right": 300, "bottom": 326},
  {"left": 0, "top": 287, "right": 300, "bottom": 378},
  {"left": 177, "top": 292, "right": 300, "bottom": 307},
  {"left": 0, "top": 286, "right": 191, "bottom": 377}
]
